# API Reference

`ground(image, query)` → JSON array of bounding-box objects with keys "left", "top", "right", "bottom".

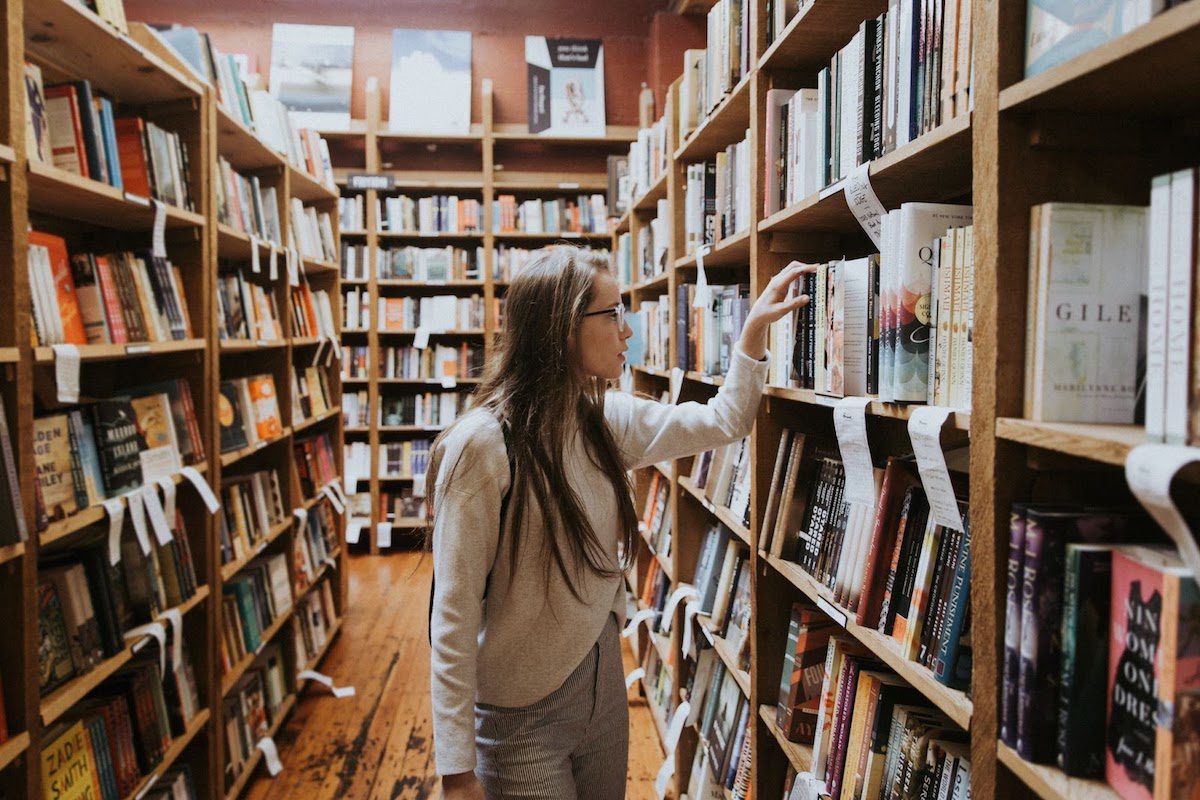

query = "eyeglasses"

[{"left": 582, "top": 302, "right": 626, "bottom": 328}]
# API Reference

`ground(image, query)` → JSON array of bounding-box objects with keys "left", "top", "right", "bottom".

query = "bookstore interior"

[{"left": 1, "top": 0, "right": 1199, "bottom": 798}]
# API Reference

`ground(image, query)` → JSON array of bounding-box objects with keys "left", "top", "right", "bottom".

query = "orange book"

[
  {"left": 247, "top": 375, "right": 283, "bottom": 440},
  {"left": 113, "top": 117, "right": 151, "bottom": 197},
  {"left": 30, "top": 231, "right": 87, "bottom": 345},
  {"left": 384, "top": 298, "right": 404, "bottom": 331}
]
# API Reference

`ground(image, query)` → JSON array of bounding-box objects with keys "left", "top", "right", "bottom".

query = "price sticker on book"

[
  {"left": 833, "top": 396, "right": 877, "bottom": 505},
  {"left": 844, "top": 163, "right": 885, "bottom": 247},
  {"left": 907, "top": 406, "right": 964, "bottom": 532},
  {"left": 1126, "top": 443, "right": 1200, "bottom": 580},
  {"left": 250, "top": 236, "right": 262, "bottom": 273},
  {"left": 376, "top": 521, "right": 393, "bottom": 548},
  {"left": 104, "top": 497, "right": 126, "bottom": 565},
  {"left": 51, "top": 343, "right": 82, "bottom": 403},
  {"left": 151, "top": 200, "right": 168, "bottom": 258},
  {"left": 298, "top": 669, "right": 356, "bottom": 697},
  {"left": 181, "top": 466, "right": 220, "bottom": 514}
]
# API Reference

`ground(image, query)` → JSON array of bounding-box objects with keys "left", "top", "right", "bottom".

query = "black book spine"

[
  {"left": 872, "top": 15, "right": 885, "bottom": 160},
  {"left": 919, "top": 526, "right": 958, "bottom": 666},
  {"left": 866, "top": 256, "right": 880, "bottom": 395},
  {"left": 860, "top": 20, "right": 878, "bottom": 165},
  {"left": 805, "top": 272, "right": 817, "bottom": 388}
]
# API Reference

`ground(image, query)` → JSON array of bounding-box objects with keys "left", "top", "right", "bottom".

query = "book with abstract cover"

[
  {"left": 389, "top": 29, "right": 471, "bottom": 134},
  {"left": 1025, "top": 1, "right": 1162, "bottom": 78},
  {"left": 525, "top": 37, "right": 606, "bottom": 137},
  {"left": 268, "top": 23, "right": 354, "bottom": 131}
]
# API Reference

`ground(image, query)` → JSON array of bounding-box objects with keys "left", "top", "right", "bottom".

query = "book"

[
  {"left": 38, "top": 579, "right": 78, "bottom": 693},
  {"left": 525, "top": 37, "right": 606, "bottom": 137},
  {"left": 41, "top": 719, "right": 104, "bottom": 800},
  {"left": 268, "top": 23, "right": 354, "bottom": 131},
  {"left": 91, "top": 398, "right": 146, "bottom": 496},
  {"left": 0, "top": 396, "right": 27, "bottom": 544},
  {"left": 33, "top": 414, "right": 79, "bottom": 521},
  {"left": 388, "top": 29, "right": 471, "bottom": 134},
  {"left": 29, "top": 230, "right": 88, "bottom": 346}
]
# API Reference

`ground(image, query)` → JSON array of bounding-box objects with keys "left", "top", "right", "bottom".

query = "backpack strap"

[{"left": 428, "top": 420, "right": 515, "bottom": 645}]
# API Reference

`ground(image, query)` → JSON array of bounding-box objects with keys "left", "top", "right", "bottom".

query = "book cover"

[
  {"left": 37, "top": 580, "right": 77, "bottom": 692},
  {"left": 25, "top": 61, "right": 49, "bottom": 163},
  {"left": 248, "top": 375, "right": 283, "bottom": 440},
  {"left": 43, "top": 84, "right": 87, "bottom": 176},
  {"left": 0, "top": 396, "right": 27, "bottom": 544},
  {"left": 389, "top": 29, "right": 471, "bottom": 134},
  {"left": 1058, "top": 544, "right": 1113, "bottom": 777},
  {"left": 218, "top": 380, "right": 249, "bottom": 453},
  {"left": 128, "top": 392, "right": 181, "bottom": 482},
  {"left": 90, "top": 399, "right": 146, "bottom": 496},
  {"left": 41, "top": 720, "right": 104, "bottom": 800},
  {"left": 1024, "top": 0, "right": 1131, "bottom": 78},
  {"left": 30, "top": 230, "right": 88, "bottom": 345},
  {"left": 269, "top": 23, "right": 354, "bottom": 131},
  {"left": 33, "top": 414, "right": 79, "bottom": 520},
  {"left": 525, "top": 37, "right": 606, "bottom": 137}
]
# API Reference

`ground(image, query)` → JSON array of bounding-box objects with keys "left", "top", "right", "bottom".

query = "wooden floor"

[{"left": 246, "top": 551, "right": 666, "bottom": 800}]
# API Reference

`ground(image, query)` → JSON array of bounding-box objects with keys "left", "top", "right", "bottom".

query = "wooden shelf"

[
  {"left": 377, "top": 124, "right": 484, "bottom": 143},
  {"left": 288, "top": 164, "right": 338, "bottom": 203},
  {"left": 700, "top": 620, "right": 751, "bottom": 698},
  {"left": 27, "top": 161, "right": 205, "bottom": 230},
  {"left": 376, "top": 328, "right": 485, "bottom": 337},
  {"left": 298, "top": 617, "right": 344, "bottom": 677},
  {"left": 758, "top": 704, "right": 814, "bottom": 775},
  {"left": 376, "top": 279, "right": 485, "bottom": 289},
  {"left": 302, "top": 257, "right": 340, "bottom": 275},
  {"left": 0, "top": 347, "right": 18, "bottom": 363},
  {"left": 216, "top": 223, "right": 277, "bottom": 261},
  {"left": 377, "top": 377, "right": 483, "bottom": 386},
  {"left": 40, "top": 463, "right": 209, "bottom": 549},
  {"left": 492, "top": 123, "right": 637, "bottom": 144},
  {"left": 339, "top": 229, "right": 368, "bottom": 237},
  {"left": 493, "top": 172, "right": 607, "bottom": 192},
  {"left": 221, "top": 608, "right": 294, "bottom": 697},
  {"left": 678, "top": 476, "right": 751, "bottom": 546},
  {"left": 766, "top": 554, "right": 972, "bottom": 730},
  {"left": 758, "top": 0, "right": 890, "bottom": 73},
  {"left": 290, "top": 337, "right": 322, "bottom": 348},
  {"left": 999, "top": 2, "right": 1200, "bottom": 115},
  {"left": 633, "top": 170, "right": 670, "bottom": 212},
  {"left": 0, "top": 541, "right": 24, "bottom": 567},
  {"left": 377, "top": 230, "right": 483, "bottom": 240},
  {"left": 491, "top": 230, "right": 611, "bottom": 241},
  {"left": 34, "top": 338, "right": 207, "bottom": 363},
  {"left": 378, "top": 425, "right": 447, "bottom": 434},
  {"left": 686, "top": 371, "right": 724, "bottom": 387},
  {"left": 764, "top": 385, "right": 972, "bottom": 430},
  {"left": 997, "top": 743, "right": 1120, "bottom": 800},
  {"left": 759, "top": 113, "right": 973, "bottom": 237},
  {"left": 219, "top": 339, "right": 287, "bottom": 353},
  {"left": 221, "top": 519, "right": 292, "bottom": 583},
  {"left": 0, "top": 731, "right": 30, "bottom": 774},
  {"left": 216, "top": 107, "right": 284, "bottom": 171},
  {"left": 123, "top": 709, "right": 210, "bottom": 800},
  {"left": 220, "top": 429, "right": 292, "bottom": 468},
  {"left": 630, "top": 271, "right": 670, "bottom": 295},
  {"left": 634, "top": 365, "right": 671, "bottom": 379},
  {"left": 0, "top": 144, "right": 16, "bottom": 166},
  {"left": 41, "top": 588, "right": 209, "bottom": 726},
  {"left": 995, "top": 418, "right": 1144, "bottom": 467},
  {"left": 25, "top": 0, "right": 201, "bottom": 102},
  {"left": 223, "top": 693, "right": 297, "bottom": 800},
  {"left": 675, "top": 75, "right": 753, "bottom": 162},
  {"left": 674, "top": 228, "right": 752, "bottom": 270},
  {"left": 292, "top": 408, "right": 341, "bottom": 434}
]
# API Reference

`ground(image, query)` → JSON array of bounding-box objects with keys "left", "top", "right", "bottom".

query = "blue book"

[
  {"left": 626, "top": 309, "right": 645, "bottom": 367},
  {"left": 933, "top": 511, "right": 971, "bottom": 690},
  {"left": 75, "top": 413, "right": 107, "bottom": 507},
  {"left": 96, "top": 97, "right": 122, "bottom": 191}
]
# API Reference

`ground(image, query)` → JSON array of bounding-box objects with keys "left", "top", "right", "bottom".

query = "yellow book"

[{"left": 41, "top": 720, "right": 103, "bottom": 800}]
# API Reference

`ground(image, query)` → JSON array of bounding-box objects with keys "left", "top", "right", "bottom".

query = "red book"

[
  {"left": 856, "top": 458, "right": 920, "bottom": 625},
  {"left": 113, "top": 116, "right": 152, "bottom": 197},
  {"left": 29, "top": 230, "right": 88, "bottom": 345},
  {"left": 43, "top": 84, "right": 88, "bottom": 177},
  {"left": 90, "top": 254, "right": 128, "bottom": 343}
]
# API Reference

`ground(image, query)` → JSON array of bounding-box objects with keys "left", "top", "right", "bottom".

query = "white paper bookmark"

[
  {"left": 624, "top": 667, "right": 645, "bottom": 690},
  {"left": 622, "top": 608, "right": 657, "bottom": 639},
  {"left": 681, "top": 600, "right": 701, "bottom": 659},
  {"left": 788, "top": 773, "right": 827, "bottom": 800},
  {"left": 413, "top": 326, "right": 430, "bottom": 350},
  {"left": 151, "top": 200, "right": 167, "bottom": 258},
  {"left": 908, "top": 406, "right": 964, "bottom": 532},
  {"left": 52, "top": 344, "right": 81, "bottom": 403},
  {"left": 298, "top": 669, "right": 356, "bottom": 697},
  {"left": 287, "top": 249, "right": 300, "bottom": 287},
  {"left": 250, "top": 236, "right": 262, "bottom": 273},
  {"left": 124, "top": 621, "right": 166, "bottom": 675},
  {"left": 142, "top": 484, "right": 173, "bottom": 545},
  {"left": 326, "top": 481, "right": 349, "bottom": 506},
  {"left": 104, "top": 497, "right": 126, "bottom": 565},
  {"left": 269, "top": 246, "right": 279, "bottom": 281},
  {"left": 1126, "top": 443, "right": 1200, "bottom": 579},
  {"left": 844, "top": 163, "right": 885, "bottom": 247},
  {"left": 441, "top": 374, "right": 457, "bottom": 389},
  {"left": 654, "top": 701, "right": 692, "bottom": 800},
  {"left": 662, "top": 584, "right": 699, "bottom": 623},
  {"left": 376, "top": 522, "right": 392, "bottom": 548},
  {"left": 345, "top": 517, "right": 366, "bottom": 544},
  {"left": 181, "top": 466, "right": 220, "bottom": 514},
  {"left": 834, "top": 396, "right": 877, "bottom": 506},
  {"left": 670, "top": 367, "right": 684, "bottom": 404},
  {"left": 344, "top": 471, "right": 359, "bottom": 495},
  {"left": 321, "top": 485, "right": 345, "bottom": 515},
  {"left": 312, "top": 337, "right": 326, "bottom": 367},
  {"left": 127, "top": 490, "right": 152, "bottom": 555},
  {"left": 692, "top": 245, "right": 713, "bottom": 309},
  {"left": 155, "top": 477, "right": 176, "bottom": 524},
  {"left": 160, "top": 607, "right": 183, "bottom": 671},
  {"left": 293, "top": 507, "right": 309, "bottom": 528},
  {"left": 256, "top": 737, "right": 284, "bottom": 775}
]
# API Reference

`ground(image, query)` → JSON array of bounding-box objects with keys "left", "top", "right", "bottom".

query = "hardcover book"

[
  {"left": 91, "top": 399, "right": 146, "bottom": 496},
  {"left": 525, "top": 37, "right": 606, "bottom": 137}
]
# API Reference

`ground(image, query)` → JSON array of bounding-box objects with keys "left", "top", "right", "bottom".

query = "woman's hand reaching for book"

[{"left": 738, "top": 261, "right": 817, "bottom": 361}]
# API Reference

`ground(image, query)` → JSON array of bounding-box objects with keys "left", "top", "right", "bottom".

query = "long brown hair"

[{"left": 427, "top": 246, "right": 639, "bottom": 599}]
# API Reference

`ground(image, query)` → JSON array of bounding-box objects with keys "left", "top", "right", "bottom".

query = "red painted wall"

[{"left": 123, "top": 0, "right": 678, "bottom": 126}]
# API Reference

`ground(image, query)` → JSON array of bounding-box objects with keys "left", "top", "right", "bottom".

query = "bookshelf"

[
  {"left": 0, "top": 6, "right": 347, "bottom": 799},
  {"left": 325, "top": 80, "right": 629, "bottom": 554},
  {"left": 614, "top": 2, "right": 1200, "bottom": 800}
]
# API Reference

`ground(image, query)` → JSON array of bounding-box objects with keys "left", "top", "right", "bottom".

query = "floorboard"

[{"left": 244, "top": 551, "right": 666, "bottom": 800}]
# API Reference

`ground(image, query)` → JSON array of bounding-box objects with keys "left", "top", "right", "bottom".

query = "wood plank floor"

[{"left": 245, "top": 551, "right": 666, "bottom": 800}]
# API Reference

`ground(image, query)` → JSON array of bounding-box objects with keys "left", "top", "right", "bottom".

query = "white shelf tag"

[
  {"left": 298, "top": 669, "right": 356, "bottom": 697},
  {"left": 250, "top": 236, "right": 261, "bottom": 273},
  {"left": 124, "top": 621, "right": 166, "bottom": 675},
  {"left": 293, "top": 507, "right": 309, "bottom": 528},
  {"left": 833, "top": 396, "right": 877, "bottom": 506},
  {"left": 844, "top": 162, "right": 885, "bottom": 247},
  {"left": 624, "top": 667, "right": 645, "bottom": 690},
  {"left": 142, "top": 484, "right": 173, "bottom": 545},
  {"left": 156, "top": 477, "right": 176, "bottom": 523},
  {"left": 413, "top": 326, "right": 430, "bottom": 350},
  {"left": 1126, "top": 443, "right": 1200, "bottom": 580},
  {"left": 621, "top": 608, "right": 657, "bottom": 639},
  {"left": 151, "top": 200, "right": 168, "bottom": 258},
  {"left": 907, "top": 406, "right": 965, "bottom": 532},
  {"left": 127, "top": 490, "right": 151, "bottom": 556},
  {"left": 256, "top": 737, "right": 284, "bottom": 776},
  {"left": 345, "top": 517, "right": 366, "bottom": 544},
  {"left": 104, "top": 497, "right": 126, "bottom": 565},
  {"left": 269, "top": 246, "right": 279, "bottom": 280},
  {"left": 160, "top": 607, "right": 183, "bottom": 670},
  {"left": 692, "top": 245, "right": 712, "bottom": 309},
  {"left": 376, "top": 521, "right": 393, "bottom": 548},
  {"left": 52, "top": 344, "right": 80, "bottom": 403},
  {"left": 181, "top": 466, "right": 220, "bottom": 513},
  {"left": 669, "top": 367, "right": 684, "bottom": 404}
]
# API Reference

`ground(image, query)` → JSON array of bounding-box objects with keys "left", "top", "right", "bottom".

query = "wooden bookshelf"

[
  {"left": 757, "top": 704, "right": 813, "bottom": 775},
  {"left": 994, "top": 418, "right": 1144, "bottom": 467},
  {"left": 222, "top": 693, "right": 297, "bottom": 800},
  {"left": 124, "top": 709, "right": 212, "bottom": 800}
]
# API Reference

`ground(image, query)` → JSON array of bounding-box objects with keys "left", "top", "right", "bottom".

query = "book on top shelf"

[
  {"left": 389, "top": 29, "right": 472, "bottom": 134},
  {"left": 525, "top": 37, "right": 606, "bottom": 137},
  {"left": 1024, "top": 1, "right": 1167, "bottom": 78},
  {"left": 269, "top": 23, "right": 354, "bottom": 131}
]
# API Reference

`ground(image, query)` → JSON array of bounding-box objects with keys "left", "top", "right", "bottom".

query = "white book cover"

[
  {"left": 389, "top": 29, "right": 471, "bottom": 134},
  {"left": 1030, "top": 202, "right": 1146, "bottom": 423},
  {"left": 1164, "top": 169, "right": 1195, "bottom": 442},
  {"left": 842, "top": 257, "right": 872, "bottom": 397},
  {"left": 764, "top": 88, "right": 796, "bottom": 216},
  {"left": 268, "top": 23, "right": 354, "bottom": 131},
  {"left": 525, "top": 37, "right": 606, "bottom": 137},
  {"left": 1144, "top": 173, "right": 1171, "bottom": 441}
]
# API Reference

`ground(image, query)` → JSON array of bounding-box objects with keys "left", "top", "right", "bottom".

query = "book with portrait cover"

[{"left": 525, "top": 37, "right": 606, "bottom": 137}]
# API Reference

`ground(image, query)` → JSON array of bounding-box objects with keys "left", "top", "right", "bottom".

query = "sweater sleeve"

[
  {"left": 606, "top": 346, "right": 769, "bottom": 470},
  {"left": 429, "top": 420, "right": 509, "bottom": 776}
]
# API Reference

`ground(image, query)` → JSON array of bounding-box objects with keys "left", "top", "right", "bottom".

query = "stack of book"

[
  {"left": 377, "top": 245, "right": 482, "bottom": 281},
  {"left": 216, "top": 159, "right": 283, "bottom": 244},
  {"left": 291, "top": 285, "right": 338, "bottom": 340},
  {"left": 342, "top": 391, "right": 370, "bottom": 428},
  {"left": 492, "top": 246, "right": 540, "bottom": 281},
  {"left": 676, "top": 282, "right": 751, "bottom": 375},
  {"left": 217, "top": 269, "right": 282, "bottom": 342},
  {"left": 341, "top": 242, "right": 370, "bottom": 281},
  {"left": 377, "top": 295, "right": 484, "bottom": 332},
  {"left": 342, "top": 345, "right": 370, "bottom": 380},
  {"left": 218, "top": 375, "right": 284, "bottom": 453},
  {"left": 294, "top": 432, "right": 339, "bottom": 501},
  {"left": 32, "top": 381, "right": 206, "bottom": 525},
  {"left": 294, "top": 502, "right": 338, "bottom": 593},
  {"left": 627, "top": 113, "right": 669, "bottom": 200},
  {"left": 492, "top": 195, "right": 609, "bottom": 235},
  {"left": 220, "top": 553, "right": 293, "bottom": 670},
  {"left": 615, "top": 231, "right": 633, "bottom": 288},
  {"left": 626, "top": 294, "right": 670, "bottom": 371},
  {"left": 294, "top": 579, "right": 339, "bottom": 664},
  {"left": 29, "top": 232, "right": 194, "bottom": 347},
  {"left": 640, "top": 633, "right": 674, "bottom": 717},
  {"left": 379, "top": 343, "right": 484, "bottom": 381},
  {"left": 689, "top": 436, "right": 752, "bottom": 526},
  {"left": 641, "top": 471, "right": 673, "bottom": 559},
  {"left": 25, "top": 65, "right": 195, "bottom": 208},
  {"left": 343, "top": 287, "right": 370, "bottom": 330},
  {"left": 292, "top": 365, "right": 336, "bottom": 424},
  {"left": 379, "top": 439, "right": 432, "bottom": 480},
  {"left": 684, "top": 131, "right": 751, "bottom": 255},
  {"left": 218, "top": 468, "right": 286, "bottom": 566},
  {"left": 638, "top": 199, "right": 671, "bottom": 282},
  {"left": 222, "top": 643, "right": 287, "bottom": 789},
  {"left": 379, "top": 392, "right": 468, "bottom": 428},
  {"left": 379, "top": 194, "right": 482, "bottom": 234},
  {"left": 677, "top": 0, "right": 750, "bottom": 141},
  {"left": 339, "top": 195, "right": 366, "bottom": 231},
  {"left": 288, "top": 198, "right": 338, "bottom": 263},
  {"left": 687, "top": 649, "right": 753, "bottom": 795}
]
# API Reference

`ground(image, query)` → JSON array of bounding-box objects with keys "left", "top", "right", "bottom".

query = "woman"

[{"left": 429, "top": 246, "right": 811, "bottom": 800}]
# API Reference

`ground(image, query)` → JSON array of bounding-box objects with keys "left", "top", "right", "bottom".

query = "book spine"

[
  {"left": 933, "top": 517, "right": 972, "bottom": 689},
  {"left": 1000, "top": 505, "right": 1026, "bottom": 746},
  {"left": 1016, "top": 514, "right": 1065, "bottom": 764}
]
